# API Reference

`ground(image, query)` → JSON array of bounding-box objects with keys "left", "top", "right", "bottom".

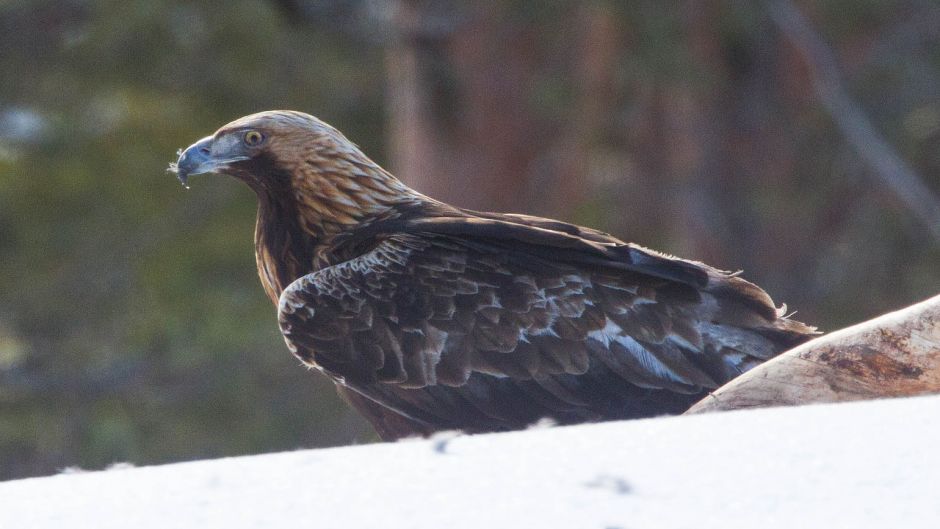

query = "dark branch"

[{"left": 766, "top": 0, "right": 940, "bottom": 243}]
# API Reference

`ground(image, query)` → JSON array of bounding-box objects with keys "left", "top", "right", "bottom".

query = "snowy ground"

[{"left": 4, "top": 395, "right": 940, "bottom": 529}]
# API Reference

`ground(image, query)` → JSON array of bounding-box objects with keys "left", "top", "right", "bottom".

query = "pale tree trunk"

[
  {"left": 535, "top": 3, "right": 621, "bottom": 218},
  {"left": 687, "top": 293, "right": 940, "bottom": 414}
]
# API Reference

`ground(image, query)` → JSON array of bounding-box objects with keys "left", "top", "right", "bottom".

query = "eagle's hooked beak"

[
  {"left": 170, "top": 134, "right": 249, "bottom": 188},
  {"left": 170, "top": 136, "right": 215, "bottom": 188}
]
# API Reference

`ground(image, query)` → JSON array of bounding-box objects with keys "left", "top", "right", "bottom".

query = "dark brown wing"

[{"left": 278, "top": 215, "right": 815, "bottom": 434}]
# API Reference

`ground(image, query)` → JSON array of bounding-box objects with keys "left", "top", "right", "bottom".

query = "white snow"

[{"left": 4, "top": 395, "right": 940, "bottom": 529}]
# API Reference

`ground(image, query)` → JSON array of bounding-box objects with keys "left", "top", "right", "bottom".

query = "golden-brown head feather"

[{"left": 213, "top": 110, "right": 425, "bottom": 237}]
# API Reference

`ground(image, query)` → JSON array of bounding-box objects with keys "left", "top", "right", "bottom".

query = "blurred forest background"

[{"left": 2, "top": 0, "right": 939, "bottom": 481}]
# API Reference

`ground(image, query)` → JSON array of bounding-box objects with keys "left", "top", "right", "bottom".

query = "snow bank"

[{"left": 4, "top": 395, "right": 939, "bottom": 529}]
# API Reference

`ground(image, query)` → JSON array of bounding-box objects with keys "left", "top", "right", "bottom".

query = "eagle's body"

[{"left": 173, "top": 111, "right": 816, "bottom": 439}]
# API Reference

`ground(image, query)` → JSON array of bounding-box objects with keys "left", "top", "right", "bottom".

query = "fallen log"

[{"left": 687, "top": 293, "right": 940, "bottom": 414}]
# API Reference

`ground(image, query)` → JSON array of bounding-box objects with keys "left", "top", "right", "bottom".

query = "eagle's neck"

[
  {"left": 254, "top": 192, "right": 316, "bottom": 306},
  {"left": 251, "top": 158, "right": 430, "bottom": 305},
  {"left": 245, "top": 131, "right": 443, "bottom": 304}
]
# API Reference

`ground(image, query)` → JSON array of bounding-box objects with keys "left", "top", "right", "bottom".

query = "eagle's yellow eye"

[{"left": 244, "top": 130, "right": 264, "bottom": 146}]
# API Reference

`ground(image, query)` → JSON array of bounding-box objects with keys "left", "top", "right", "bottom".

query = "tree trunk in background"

[
  {"left": 386, "top": 2, "right": 623, "bottom": 217},
  {"left": 386, "top": 1, "right": 541, "bottom": 212},
  {"left": 538, "top": 4, "right": 621, "bottom": 218},
  {"left": 667, "top": 0, "right": 736, "bottom": 266}
]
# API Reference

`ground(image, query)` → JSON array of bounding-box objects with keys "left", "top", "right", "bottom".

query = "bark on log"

[{"left": 686, "top": 294, "right": 940, "bottom": 414}]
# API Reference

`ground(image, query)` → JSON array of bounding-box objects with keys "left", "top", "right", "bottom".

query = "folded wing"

[{"left": 278, "top": 215, "right": 815, "bottom": 432}]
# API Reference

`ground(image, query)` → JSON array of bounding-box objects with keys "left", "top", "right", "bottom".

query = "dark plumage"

[{"left": 172, "top": 110, "right": 817, "bottom": 439}]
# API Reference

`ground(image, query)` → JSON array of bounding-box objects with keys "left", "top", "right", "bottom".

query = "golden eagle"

[{"left": 171, "top": 110, "right": 816, "bottom": 439}]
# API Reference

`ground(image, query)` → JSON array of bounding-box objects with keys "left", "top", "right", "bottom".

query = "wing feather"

[{"left": 278, "top": 215, "right": 815, "bottom": 432}]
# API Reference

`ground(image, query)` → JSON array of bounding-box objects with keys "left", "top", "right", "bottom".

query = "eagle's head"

[{"left": 170, "top": 110, "right": 421, "bottom": 231}]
